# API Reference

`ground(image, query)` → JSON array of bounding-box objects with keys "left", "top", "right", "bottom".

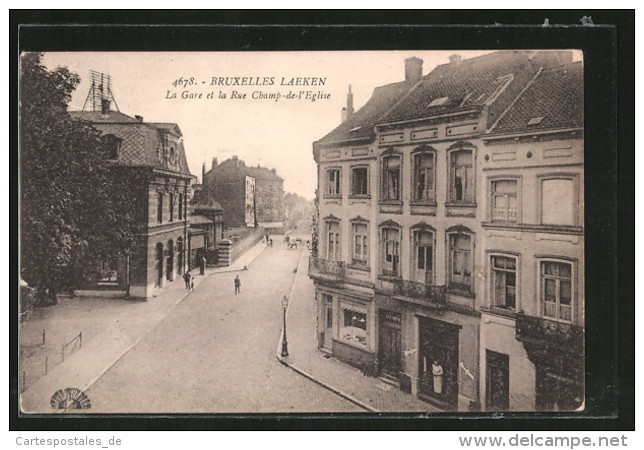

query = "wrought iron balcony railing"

[
  {"left": 515, "top": 313, "right": 584, "bottom": 353},
  {"left": 392, "top": 279, "right": 446, "bottom": 306},
  {"left": 308, "top": 256, "right": 346, "bottom": 281}
]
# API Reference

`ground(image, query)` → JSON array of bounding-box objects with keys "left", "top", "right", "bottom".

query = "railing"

[
  {"left": 393, "top": 279, "right": 447, "bottom": 306},
  {"left": 308, "top": 257, "right": 346, "bottom": 280},
  {"left": 515, "top": 313, "right": 584, "bottom": 352}
]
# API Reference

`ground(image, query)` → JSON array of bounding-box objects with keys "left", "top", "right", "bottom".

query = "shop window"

[
  {"left": 492, "top": 255, "right": 517, "bottom": 309},
  {"left": 541, "top": 260, "right": 573, "bottom": 321},
  {"left": 413, "top": 151, "right": 436, "bottom": 202},
  {"left": 491, "top": 179, "right": 518, "bottom": 222},
  {"left": 449, "top": 149, "right": 474, "bottom": 203},
  {"left": 449, "top": 232, "right": 473, "bottom": 291},
  {"left": 351, "top": 166, "right": 369, "bottom": 196},
  {"left": 352, "top": 222, "right": 369, "bottom": 266},
  {"left": 381, "top": 227, "right": 400, "bottom": 277},
  {"left": 326, "top": 221, "right": 341, "bottom": 261},
  {"left": 340, "top": 308, "right": 367, "bottom": 347},
  {"left": 541, "top": 177, "right": 576, "bottom": 225},
  {"left": 326, "top": 169, "right": 341, "bottom": 196},
  {"left": 382, "top": 154, "right": 401, "bottom": 201}
]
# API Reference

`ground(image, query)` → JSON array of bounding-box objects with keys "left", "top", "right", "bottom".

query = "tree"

[{"left": 20, "top": 53, "right": 141, "bottom": 303}]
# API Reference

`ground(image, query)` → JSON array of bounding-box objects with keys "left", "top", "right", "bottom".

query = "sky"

[{"left": 41, "top": 50, "right": 496, "bottom": 200}]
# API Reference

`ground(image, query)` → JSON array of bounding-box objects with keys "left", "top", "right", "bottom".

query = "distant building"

[
  {"left": 201, "top": 156, "right": 284, "bottom": 228},
  {"left": 309, "top": 51, "right": 582, "bottom": 411},
  {"left": 70, "top": 106, "right": 193, "bottom": 299}
]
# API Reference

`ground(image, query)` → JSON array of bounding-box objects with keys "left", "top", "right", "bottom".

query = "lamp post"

[{"left": 281, "top": 295, "right": 289, "bottom": 357}]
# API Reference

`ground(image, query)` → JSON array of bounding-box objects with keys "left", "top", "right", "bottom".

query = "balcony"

[
  {"left": 308, "top": 257, "right": 346, "bottom": 285},
  {"left": 392, "top": 279, "right": 446, "bottom": 309},
  {"left": 515, "top": 313, "right": 584, "bottom": 354}
]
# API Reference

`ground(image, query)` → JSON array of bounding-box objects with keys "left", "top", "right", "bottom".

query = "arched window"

[
  {"left": 448, "top": 146, "right": 475, "bottom": 203},
  {"left": 447, "top": 227, "right": 475, "bottom": 292},
  {"left": 381, "top": 153, "right": 401, "bottom": 201},
  {"left": 380, "top": 222, "right": 401, "bottom": 277},
  {"left": 412, "top": 148, "right": 436, "bottom": 203}
]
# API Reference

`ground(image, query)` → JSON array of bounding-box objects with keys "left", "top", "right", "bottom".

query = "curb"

[{"left": 274, "top": 249, "right": 378, "bottom": 413}]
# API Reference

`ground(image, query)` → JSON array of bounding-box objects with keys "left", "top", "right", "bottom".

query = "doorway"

[
  {"left": 418, "top": 316, "right": 459, "bottom": 408},
  {"left": 155, "top": 243, "right": 164, "bottom": 287},
  {"left": 486, "top": 350, "right": 510, "bottom": 411},
  {"left": 378, "top": 310, "right": 402, "bottom": 379}
]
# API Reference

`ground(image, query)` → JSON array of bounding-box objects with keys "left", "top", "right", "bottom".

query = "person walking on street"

[
  {"left": 234, "top": 275, "right": 241, "bottom": 295},
  {"left": 190, "top": 275, "right": 195, "bottom": 293},
  {"left": 183, "top": 270, "right": 191, "bottom": 291}
]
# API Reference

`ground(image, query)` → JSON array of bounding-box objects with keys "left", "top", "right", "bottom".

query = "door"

[
  {"left": 378, "top": 310, "right": 402, "bottom": 379},
  {"left": 155, "top": 243, "right": 164, "bottom": 287},
  {"left": 486, "top": 350, "right": 510, "bottom": 411},
  {"left": 418, "top": 316, "right": 459, "bottom": 408},
  {"left": 323, "top": 294, "right": 333, "bottom": 349}
]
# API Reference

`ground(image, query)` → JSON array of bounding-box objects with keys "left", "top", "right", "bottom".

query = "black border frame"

[{"left": 10, "top": 9, "right": 634, "bottom": 431}]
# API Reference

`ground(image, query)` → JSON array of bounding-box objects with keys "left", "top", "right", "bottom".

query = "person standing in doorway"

[{"left": 234, "top": 275, "right": 241, "bottom": 295}]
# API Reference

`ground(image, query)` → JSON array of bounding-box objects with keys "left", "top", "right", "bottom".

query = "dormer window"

[
  {"left": 104, "top": 134, "right": 121, "bottom": 161},
  {"left": 428, "top": 96, "right": 449, "bottom": 107}
]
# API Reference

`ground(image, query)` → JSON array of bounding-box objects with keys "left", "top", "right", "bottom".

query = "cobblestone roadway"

[{"left": 84, "top": 244, "right": 362, "bottom": 413}]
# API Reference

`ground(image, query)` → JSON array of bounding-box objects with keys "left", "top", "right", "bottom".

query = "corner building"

[{"left": 310, "top": 51, "right": 582, "bottom": 411}]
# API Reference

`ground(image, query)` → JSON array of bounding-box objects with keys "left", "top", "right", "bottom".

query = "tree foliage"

[{"left": 20, "top": 53, "right": 142, "bottom": 302}]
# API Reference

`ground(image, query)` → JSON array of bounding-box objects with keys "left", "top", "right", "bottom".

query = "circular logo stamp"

[{"left": 50, "top": 388, "right": 91, "bottom": 410}]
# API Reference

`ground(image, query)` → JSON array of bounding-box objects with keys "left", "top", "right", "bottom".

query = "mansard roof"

[{"left": 69, "top": 110, "right": 192, "bottom": 176}]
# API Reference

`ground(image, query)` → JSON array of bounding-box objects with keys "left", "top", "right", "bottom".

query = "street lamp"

[{"left": 281, "top": 295, "right": 289, "bottom": 357}]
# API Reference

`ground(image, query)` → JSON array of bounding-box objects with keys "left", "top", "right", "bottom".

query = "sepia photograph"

[{"left": 17, "top": 47, "right": 587, "bottom": 415}]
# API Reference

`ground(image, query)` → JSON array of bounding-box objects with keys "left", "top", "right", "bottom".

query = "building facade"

[
  {"left": 309, "top": 51, "right": 582, "bottom": 411},
  {"left": 201, "top": 156, "right": 284, "bottom": 228},
  {"left": 70, "top": 109, "right": 194, "bottom": 300}
]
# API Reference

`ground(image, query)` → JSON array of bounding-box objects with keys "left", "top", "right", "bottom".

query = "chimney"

[
  {"left": 405, "top": 57, "right": 423, "bottom": 83},
  {"left": 134, "top": 114, "right": 144, "bottom": 122},
  {"left": 271, "top": 168, "right": 276, "bottom": 174},
  {"left": 202, "top": 162, "right": 206, "bottom": 183},
  {"left": 341, "top": 85, "right": 355, "bottom": 123},
  {"left": 211, "top": 157, "right": 218, "bottom": 170},
  {"left": 449, "top": 54, "right": 462, "bottom": 65},
  {"left": 101, "top": 98, "right": 111, "bottom": 115}
]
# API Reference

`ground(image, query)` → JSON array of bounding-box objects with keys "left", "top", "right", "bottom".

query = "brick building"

[
  {"left": 309, "top": 51, "right": 582, "bottom": 411},
  {"left": 201, "top": 156, "right": 284, "bottom": 228},
  {"left": 70, "top": 108, "right": 194, "bottom": 299}
]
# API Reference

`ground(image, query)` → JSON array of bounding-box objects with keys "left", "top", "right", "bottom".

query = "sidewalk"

[
  {"left": 277, "top": 250, "right": 441, "bottom": 413},
  {"left": 19, "top": 240, "right": 267, "bottom": 414}
]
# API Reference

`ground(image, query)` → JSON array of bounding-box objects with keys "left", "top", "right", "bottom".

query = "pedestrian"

[
  {"left": 234, "top": 275, "right": 241, "bottom": 295},
  {"left": 190, "top": 275, "right": 195, "bottom": 292},
  {"left": 183, "top": 270, "right": 191, "bottom": 291},
  {"left": 200, "top": 256, "right": 206, "bottom": 275}
]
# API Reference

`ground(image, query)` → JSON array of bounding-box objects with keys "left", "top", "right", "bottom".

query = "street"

[{"left": 83, "top": 242, "right": 362, "bottom": 413}]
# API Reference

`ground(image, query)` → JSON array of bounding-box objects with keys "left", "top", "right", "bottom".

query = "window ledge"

[
  {"left": 348, "top": 263, "right": 370, "bottom": 272},
  {"left": 481, "top": 306, "right": 518, "bottom": 319},
  {"left": 323, "top": 194, "right": 342, "bottom": 199},
  {"left": 348, "top": 194, "right": 371, "bottom": 200},
  {"left": 481, "top": 222, "right": 584, "bottom": 235},
  {"left": 379, "top": 274, "right": 402, "bottom": 282},
  {"left": 379, "top": 200, "right": 403, "bottom": 206},
  {"left": 410, "top": 200, "right": 437, "bottom": 207},
  {"left": 445, "top": 201, "right": 477, "bottom": 208}
]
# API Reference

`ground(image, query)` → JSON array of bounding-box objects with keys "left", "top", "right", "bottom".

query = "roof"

[
  {"left": 379, "top": 51, "right": 538, "bottom": 124},
  {"left": 490, "top": 61, "right": 583, "bottom": 135},
  {"left": 315, "top": 80, "right": 414, "bottom": 145},
  {"left": 192, "top": 199, "right": 223, "bottom": 211},
  {"left": 189, "top": 215, "right": 214, "bottom": 225},
  {"left": 69, "top": 111, "right": 192, "bottom": 176}
]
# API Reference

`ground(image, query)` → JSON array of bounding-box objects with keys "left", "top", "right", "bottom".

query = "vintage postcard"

[{"left": 18, "top": 48, "right": 585, "bottom": 415}]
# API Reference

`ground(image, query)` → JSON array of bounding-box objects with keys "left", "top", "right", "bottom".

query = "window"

[
  {"left": 381, "top": 227, "right": 400, "bottom": 276},
  {"left": 449, "top": 149, "right": 474, "bottom": 202},
  {"left": 169, "top": 193, "right": 175, "bottom": 222},
  {"left": 340, "top": 308, "right": 367, "bottom": 347},
  {"left": 492, "top": 256, "right": 517, "bottom": 309},
  {"left": 326, "top": 221, "right": 341, "bottom": 261},
  {"left": 382, "top": 155, "right": 401, "bottom": 201},
  {"left": 98, "top": 258, "right": 119, "bottom": 284},
  {"left": 351, "top": 167, "right": 369, "bottom": 196},
  {"left": 541, "top": 261, "right": 573, "bottom": 321},
  {"left": 326, "top": 169, "right": 341, "bottom": 196},
  {"left": 157, "top": 192, "right": 164, "bottom": 223},
  {"left": 492, "top": 179, "right": 518, "bottom": 222},
  {"left": 414, "top": 152, "right": 435, "bottom": 202},
  {"left": 541, "top": 177, "right": 575, "bottom": 225},
  {"left": 449, "top": 233, "right": 473, "bottom": 290},
  {"left": 413, "top": 230, "right": 434, "bottom": 284},
  {"left": 104, "top": 134, "right": 121, "bottom": 160},
  {"left": 352, "top": 222, "right": 369, "bottom": 265},
  {"left": 178, "top": 193, "right": 184, "bottom": 220}
]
